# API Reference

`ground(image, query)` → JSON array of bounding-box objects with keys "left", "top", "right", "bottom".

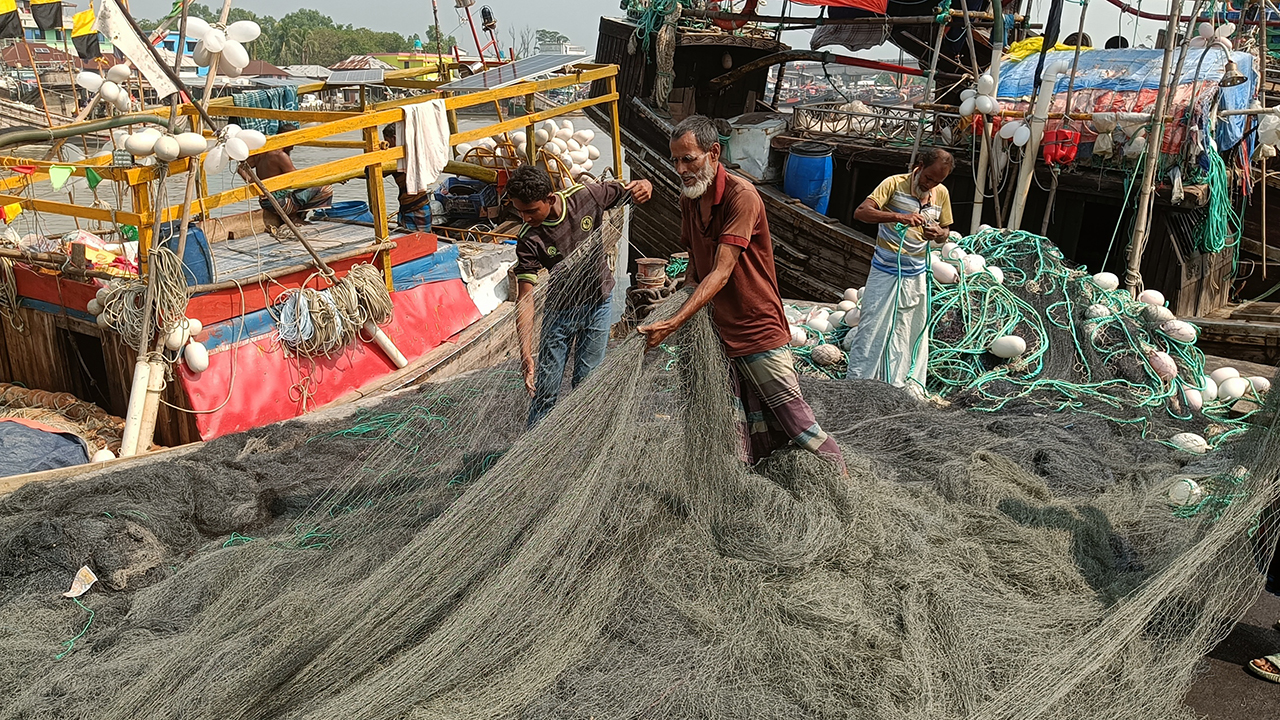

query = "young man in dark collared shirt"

[{"left": 509, "top": 166, "right": 652, "bottom": 428}]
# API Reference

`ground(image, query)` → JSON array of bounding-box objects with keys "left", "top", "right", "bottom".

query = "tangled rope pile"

[
  {"left": 274, "top": 263, "right": 395, "bottom": 358},
  {"left": 96, "top": 246, "right": 189, "bottom": 349}
]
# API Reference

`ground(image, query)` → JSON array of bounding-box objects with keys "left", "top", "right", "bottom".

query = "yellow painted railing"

[{"left": 0, "top": 61, "right": 622, "bottom": 267}]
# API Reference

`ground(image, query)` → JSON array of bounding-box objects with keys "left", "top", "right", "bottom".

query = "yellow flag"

[
  {"left": 0, "top": 0, "right": 16, "bottom": 14},
  {"left": 2, "top": 202, "right": 22, "bottom": 223},
  {"left": 71, "top": 7, "right": 96, "bottom": 37}
]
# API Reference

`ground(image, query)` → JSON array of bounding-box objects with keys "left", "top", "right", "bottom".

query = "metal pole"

[{"left": 1123, "top": 0, "right": 1183, "bottom": 295}]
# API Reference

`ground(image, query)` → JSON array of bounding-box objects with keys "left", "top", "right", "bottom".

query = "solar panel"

[
  {"left": 326, "top": 69, "right": 385, "bottom": 86},
  {"left": 436, "top": 53, "right": 588, "bottom": 93}
]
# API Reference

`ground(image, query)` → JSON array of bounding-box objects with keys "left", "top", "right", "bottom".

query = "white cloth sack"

[
  {"left": 396, "top": 99, "right": 450, "bottom": 194},
  {"left": 845, "top": 267, "right": 929, "bottom": 391}
]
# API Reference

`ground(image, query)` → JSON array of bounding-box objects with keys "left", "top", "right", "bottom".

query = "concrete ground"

[
  {"left": 1186, "top": 591, "right": 1279, "bottom": 719},
  {"left": 1186, "top": 356, "right": 1279, "bottom": 718}
]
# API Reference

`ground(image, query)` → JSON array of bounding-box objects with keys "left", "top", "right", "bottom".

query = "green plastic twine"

[{"left": 54, "top": 598, "right": 95, "bottom": 660}]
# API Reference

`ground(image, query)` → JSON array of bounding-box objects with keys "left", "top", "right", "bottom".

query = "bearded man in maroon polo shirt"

[{"left": 639, "top": 115, "right": 845, "bottom": 472}]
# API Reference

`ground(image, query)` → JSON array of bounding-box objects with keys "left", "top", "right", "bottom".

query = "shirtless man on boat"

[{"left": 246, "top": 122, "right": 333, "bottom": 224}]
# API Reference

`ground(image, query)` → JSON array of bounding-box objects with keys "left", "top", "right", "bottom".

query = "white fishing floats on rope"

[
  {"left": 204, "top": 123, "right": 267, "bottom": 172},
  {"left": 960, "top": 73, "right": 1002, "bottom": 130},
  {"left": 184, "top": 18, "right": 261, "bottom": 73},
  {"left": 77, "top": 65, "right": 134, "bottom": 111},
  {"left": 1189, "top": 21, "right": 1235, "bottom": 49}
]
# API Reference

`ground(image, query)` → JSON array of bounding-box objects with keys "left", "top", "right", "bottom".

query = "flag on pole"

[
  {"left": 31, "top": 0, "right": 63, "bottom": 32},
  {"left": 72, "top": 8, "right": 102, "bottom": 60},
  {"left": 96, "top": 0, "right": 178, "bottom": 98},
  {"left": 0, "top": 0, "right": 21, "bottom": 40}
]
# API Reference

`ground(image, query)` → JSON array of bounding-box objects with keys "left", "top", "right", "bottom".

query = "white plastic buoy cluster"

[
  {"left": 184, "top": 18, "right": 261, "bottom": 77},
  {"left": 75, "top": 64, "right": 135, "bottom": 111},
  {"left": 929, "top": 241, "right": 1005, "bottom": 288},
  {"left": 203, "top": 123, "right": 268, "bottom": 172},
  {"left": 959, "top": 73, "right": 1001, "bottom": 121},
  {"left": 454, "top": 135, "right": 519, "bottom": 168},
  {"left": 121, "top": 126, "right": 216, "bottom": 163},
  {"left": 1190, "top": 21, "right": 1235, "bottom": 49},
  {"left": 783, "top": 286, "right": 864, "bottom": 360},
  {"left": 458, "top": 117, "right": 601, "bottom": 181},
  {"left": 1080, "top": 268, "right": 1271, "bottom": 456}
]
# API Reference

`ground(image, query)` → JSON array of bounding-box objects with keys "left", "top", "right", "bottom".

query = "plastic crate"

[{"left": 434, "top": 177, "right": 498, "bottom": 223}]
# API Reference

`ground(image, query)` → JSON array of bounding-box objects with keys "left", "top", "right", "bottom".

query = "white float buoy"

[
  {"left": 176, "top": 132, "right": 208, "bottom": 157},
  {"left": 1159, "top": 319, "right": 1197, "bottom": 343},
  {"left": 1137, "top": 289, "right": 1166, "bottom": 306},
  {"left": 105, "top": 64, "right": 132, "bottom": 83},
  {"left": 836, "top": 300, "right": 856, "bottom": 312},
  {"left": 91, "top": 448, "right": 116, "bottom": 463},
  {"left": 987, "top": 266, "right": 1004, "bottom": 284},
  {"left": 842, "top": 307, "right": 861, "bottom": 327},
  {"left": 1209, "top": 366, "right": 1240, "bottom": 385},
  {"left": 1147, "top": 350, "right": 1178, "bottom": 381},
  {"left": 990, "top": 335, "right": 1026, "bottom": 358},
  {"left": 931, "top": 259, "right": 959, "bottom": 284},
  {"left": 842, "top": 288, "right": 858, "bottom": 302},
  {"left": 1170, "top": 433, "right": 1210, "bottom": 454},
  {"left": 152, "top": 135, "right": 182, "bottom": 162},
  {"left": 184, "top": 341, "right": 209, "bottom": 373},
  {"left": 1182, "top": 386, "right": 1203, "bottom": 411},
  {"left": 789, "top": 325, "right": 807, "bottom": 346},
  {"left": 1248, "top": 376, "right": 1271, "bottom": 394},
  {"left": 1092, "top": 272, "right": 1120, "bottom": 291},
  {"left": 1201, "top": 376, "right": 1218, "bottom": 401},
  {"left": 1218, "top": 376, "right": 1250, "bottom": 403},
  {"left": 1167, "top": 476, "right": 1205, "bottom": 505},
  {"left": 164, "top": 324, "right": 191, "bottom": 351},
  {"left": 961, "top": 254, "right": 986, "bottom": 275},
  {"left": 124, "top": 132, "right": 159, "bottom": 156},
  {"left": 827, "top": 310, "right": 845, "bottom": 327}
]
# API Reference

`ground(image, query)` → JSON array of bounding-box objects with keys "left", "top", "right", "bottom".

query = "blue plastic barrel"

[
  {"left": 783, "top": 141, "right": 834, "bottom": 215},
  {"left": 311, "top": 200, "right": 375, "bottom": 224}
]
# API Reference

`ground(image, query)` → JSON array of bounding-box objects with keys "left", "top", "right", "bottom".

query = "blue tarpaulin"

[
  {"left": 0, "top": 420, "right": 89, "bottom": 477},
  {"left": 997, "top": 48, "right": 1258, "bottom": 150}
]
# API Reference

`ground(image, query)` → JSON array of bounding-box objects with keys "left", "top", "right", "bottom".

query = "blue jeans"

[{"left": 527, "top": 299, "right": 612, "bottom": 428}]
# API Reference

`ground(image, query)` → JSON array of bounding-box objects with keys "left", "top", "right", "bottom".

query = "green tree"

[
  {"left": 423, "top": 25, "right": 458, "bottom": 55},
  {"left": 536, "top": 29, "right": 569, "bottom": 46}
]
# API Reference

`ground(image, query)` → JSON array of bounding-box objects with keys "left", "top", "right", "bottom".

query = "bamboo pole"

[
  {"left": 908, "top": 27, "right": 948, "bottom": 169},
  {"left": 972, "top": 8, "right": 1005, "bottom": 232},
  {"left": 608, "top": 76, "right": 624, "bottom": 180},
  {"left": 1123, "top": 2, "right": 1183, "bottom": 295}
]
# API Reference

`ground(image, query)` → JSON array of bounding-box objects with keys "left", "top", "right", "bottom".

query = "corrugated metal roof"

[
  {"left": 282, "top": 64, "right": 332, "bottom": 78},
  {"left": 328, "top": 55, "right": 395, "bottom": 71}
]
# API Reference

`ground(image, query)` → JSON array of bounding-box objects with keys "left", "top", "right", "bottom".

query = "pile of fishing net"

[
  {"left": 791, "top": 228, "right": 1260, "bottom": 452},
  {"left": 1, "top": 221, "right": 1278, "bottom": 720}
]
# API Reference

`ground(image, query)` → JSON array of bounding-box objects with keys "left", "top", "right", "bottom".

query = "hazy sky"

[{"left": 117, "top": 0, "right": 1169, "bottom": 57}]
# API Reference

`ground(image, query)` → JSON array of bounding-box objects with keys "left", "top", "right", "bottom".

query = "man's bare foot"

[{"left": 1246, "top": 655, "right": 1280, "bottom": 683}]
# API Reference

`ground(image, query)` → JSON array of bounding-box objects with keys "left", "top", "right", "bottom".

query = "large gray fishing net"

[{"left": 1, "top": 211, "right": 1278, "bottom": 720}]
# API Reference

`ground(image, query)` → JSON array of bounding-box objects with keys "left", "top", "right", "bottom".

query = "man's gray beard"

[{"left": 680, "top": 163, "right": 716, "bottom": 200}]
